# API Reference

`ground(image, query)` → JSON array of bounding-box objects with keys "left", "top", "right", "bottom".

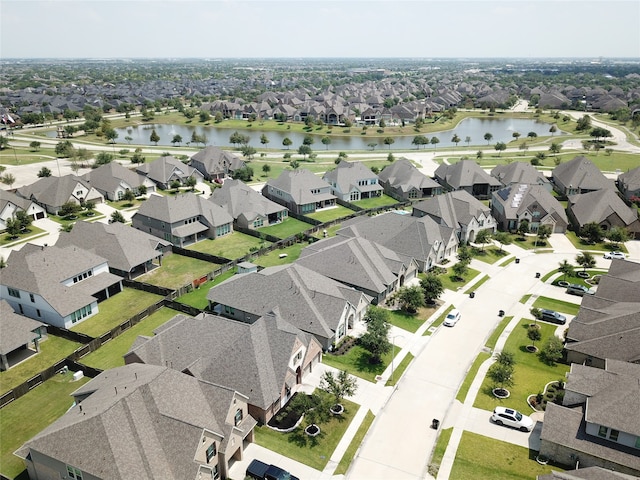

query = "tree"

[
  {"left": 359, "top": 306, "right": 392, "bottom": 364},
  {"left": 484, "top": 132, "right": 493, "bottom": 145},
  {"left": 104, "top": 128, "right": 118, "bottom": 144},
  {"left": 289, "top": 159, "right": 300, "bottom": 170},
  {"left": 395, "top": 285, "right": 425, "bottom": 314},
  {"left": 30, "top": 141, "right": 41, "bottom": 151},
  {"left": 580, "top": 222, "right": 604, "bottom": 244},
  {"left": 262, "top": 164, "right": 271, "bottom": 176},
  {"left": 494, "top": 141, "right": 507, "bottom": 156},
  {"left": 420, "top": 274, "right": 444, "bottom": 305},
  {"left": 138, "top": 185, "right": 147, "bottom": 196},
  {"left": 465, "top": 136, "right": 471, "bottom": 147},
  {"left": 5, "top": 217, "right": 22, "bottom": 239},
  {"left": 516, "top": 219, "right": 530, "bottom": 238},
  {"left": 451, "top": 134, "right": 461, "bottom": 146},
  {"left": 55, "top": 140, "right": 74, "bottom": 158},
  {"left": 302, "top": 135, "right": 314, "bottom": 147},
  {"left": 519, "top": 142, "right": 529, "bottom": 155},
  {"left": 131, "top": 149, "right": 146, "bottom": 164},
  {"left": 575, "top": 252, "right": 596, "bottom": 273},
  {"left": 430, "top": 136, "right": 440, "bottom": 149},
  {"left": 475, "top": 228, "right": 492, "bottom": 251},
  {"left": 452, "top": 260, "right": 468, "bottom": 280},
  {"left": 527, "top": 325, "right": 542, "bottom": 349},
  {"left": 527, "top": 131, "right": 538, "bottom": 140},
  {"left": 232, "top": 166, "right": 254, "bottom": 182},
  {"left": 512, "top": 131, "right": 521, "bottom": 141},
  {"left": 558, "top": 260, "right": 574, "bottom": 283},
  {"left": 59, "top": 201, "right": 82, "bottom": 219},
  {"left": 170, "top": 179, "right": 181, "bottom": 192},
  {"left": 606, "top": 226, "right": 630, "bottom": 248},
  {"left": 549, "top": 142, "right": 561, "bottom": 156},
  {"left": 387, "top": 152, "right": 395, "bottom": 163},
  {"left": 590, "top": 127, "right": 612, "bottom": 142},
  {"left": 297, "top": 144, "right": 312, "bottom": 160},
  {"left": 536, "top": 224, "right": 552, "bottom": 245},
  {"left": 494, "top": 231, "right": 511, "bottom": 252},
  {"left": 260, "top": 134, "right": 269, "bottom": 149},
  {"left": 14, "top": 210, "right": 32, "bottom": 232},
  {"left": 476, "top": 150, "right": 483, "bottom": 160},
  {"left": 321, "top": 136, "right": 332, "bottom": 150},
  {"left": 185, "top": 176, "right": 197, "bottom": 191},
  {"left": 124, "top": 135, "right": 133, "bottom": 144},
  {"left": 110, "top": 210, "right": 126, "bottom": 224},
  {"left": 530, "top": 307, "right": 543, "bottom": 324},
  {"left": 171, "top": 134, "right": 183, "bottom": 147},
  {"left": 1, "top": 173, "right": 16, "bottom": 188},
  {"left": 488, "top": 360, "right": 514, "bottom": 393},
  {"left": 37, "top": 166, "right": 52, "bottom": 178},
  {"left": 576, "top": 115, "right": 592, "bottom": 131},
  {"left": 549, "top": 125, "right": 557, "bottom": 136},
  {"left": 457, "top": 245, "right": 473, "bottom": 264},
  {"left": 149, "top": 129, "right": 160, "bottom": 145},
  {"left": 0, "top": 136, "right": 9, "bottom": 149},
  {"left": 367, "top": 142, "right": 377, "bottom": 151},
  {"left": 289, "top": 392, "right": 330, "bottom": 431},
  {"left": 319, "top": 370, "right": 358, "bottom": 408},
  {"left": 539, "top": 336, "right": 564, "bottom": 366},
  {"left": 198, "top": 111, "right": 211, "bottom": 122},
  {"left": 241, "top": 145, "right": 257, "bottom": 159},
  {"left": 94, "top": 152, "right": 113, "bottom": 166},
  {"left": 122, "top": 189, "right": 136, "bottom": 203},
  {"left": 383, "top": 137, "right": 395, "bottom": 149},
  {"left": 412, "top": 135, "right": 428, "bottom": 149},
  {"left": 282, "top": 137, "right": 292, "bottom": 149}
]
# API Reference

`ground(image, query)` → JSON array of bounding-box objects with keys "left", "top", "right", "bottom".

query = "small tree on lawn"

[
  {"left": 475, "top": 228, "right": 492, "bottom": 252},
  {"left": 110, "top": 210, "right": 126, "bottom": 224},
  {"left": 527, "top": 325, "right": 542, "bottom": 350},
  {"left": 420, "top": 273, "right": 444, "bottom": 305},
  {"left": 575, "top": 252, "right": 596, "bottom": 273},
  {"left": 536, "top": 224, "right": 552, "bottom": 246},
  {"left": 488, "top": 361, "right": 514, "bottom": 396},
  {"left": 170, "top": 179, "right": 181, "bottom": 192},
  {"left": 395, "top": 285, "right": 425, "bottom": 314},
  {"left": 539, "top": 336, "right": 564, "bottom": 366},
  {"left": 289, "top": 392, "right": 330, "bottom": 434},
  {"left": 457, "top": 245, "right": 473, "bottom": 264},
  {"left": 186, "top": 175, "right": 197, "bottom": 191},
  {"left": 580, "top": 222, "right": 603, "bottom": 244},
  {"left": 59, "top": 201, "right": 82, "bottom": 219},
  {"left": 493, "top": 231, "right": 511, "bottom": 253},
  {"left": 516, "top": 220, "right": 530, "bottom": 238},
  {"left": 452, "top": 261, "right": 468, "bottom": 280},
  {"left": 319, "top": 370, "right": 358, "bottom": 411},
  {"left": 359, "top": 306, "right": 392, "bottom": 364},
  {"left": 606, "top": 226, "right": 630, "bottom": 249},
  {"left": 558, "top": 260, "right": 574, "bottom": 283},
  {"left": 530, "top": 307, "right": 543, "bottom": 326}
]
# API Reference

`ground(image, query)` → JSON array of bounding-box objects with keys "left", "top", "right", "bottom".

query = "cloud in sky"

[{"left": 1, "top": 0, "right": 638, "bottom": 58}]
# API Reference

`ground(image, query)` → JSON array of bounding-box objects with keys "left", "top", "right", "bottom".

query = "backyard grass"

[
  {"left": 80, "top": 307, "right": 182, "bottom": 370},
  {"left": 137, "top": 253, "right": 218, "bottom": 289},
  {"left": 470, "top": 247, "right": 509, "bottom": 264},
  {"left": 187, "top": 231, "right": 269, "bottom": 260},
  {"left": 465, "top": 274, "right": 490, "bottom": 294},
  {"left": 334, "top": 410, "right": 375, "bottom": 475},
  {"left": 473, "top": 320, "right": 571, "bottom": 413},
  {"left": 386, "top": 352, "right": 414, "bottom": 387},
  {"left": 455, "top": 352, "right": 492, "bottom": 403},
  {"left": 0, "top": 373, "right": 91, "bottom": 480},
  {"left": 428, "top": 427, "right": 453, "bottom": 478},
  {"left": 450, "top": 432, "right": 562, "bottom": 480},
  {"left": 532, "top": 296, "right": 580, "bottom": 316},
  {"left": 564, "top": 231, "right": 628, "bottom": 253},
  {"left": 386, "top": 305, "right": 437, "bottom": 333},
  {"left": 438, "top": 267, "right": 481, "bottom": 292},
  {"left": 322, "top": 345, "right": 394, "bottom": 382},
  {"left": 70, "top": 288, "right": 162, "bottom": 337},
  {"left": 0, "top": 336, "right": 82, "bottom": 394},
  {"left": 258, "top": 217, "right": 314, "bottom": 239},
  {"left": 176, "top": 268, "right": 236, "bottom": 309},
  {"left": 253, "top": 242, "right": 306, "bottom": 267},
  {"left": 312, "top": 223, "right": 343, "bottom": 239},
  {"left": 306, "top": 205, "right": 356, "bottom": 223},
  {"left": 351, "top": 194, "right": 399, "bottom": 209},
  {"left": 254, "top": 394, "right": 359, "bottom": 471}
]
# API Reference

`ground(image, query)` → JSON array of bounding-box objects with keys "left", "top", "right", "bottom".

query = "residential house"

[
  {"left": 209, "top": 179, "right": 288, "bottom": 229},
  {"left": 491, "top": 184, "right": 568, "bottom": 233},
  {"left": 412, "top": 190, "right": 497, "bottom": 243},
  {"left": 124, "top": 311, "right": 323, "bottom": 424},
  {"left": 16, "top": 363, "right": 257, "bottom": 480},
  {"left": 0, "top": 299, "right": 45, "bottom": 371},
  {"left": 262, "top": 169, "right": 336, "bottom": 215},
  {"left": 567, "top": 188, "right": 640, "bottom": 238},
  {"left": 0, "top": 244, "right": 123, "bottom": 329},
  {"left": 337, "top": 211, "right": 458, "bottom": 271},
  {"left": 15, "top": 174, "right": 104, "bottom": 215},
  {"left": 491, "top": 162, "right": 551, "bottom": 191},
  {"left": 207, "top": 263, "right": 370, "bottom": 350},
  {"left": 56, "top": 221, "right": 171, "bottom": 279},
  {"left": 617, "top": 166, "right": 640, "bottom": 202},
  {"left": 539, "top": 359, "right": 640, "bottom": 476},
  {"left": 552, "top": 156, "right": 615, "bottom": 196},
  {"left": 135, "top": 155, "right": 204, "bottom": 190},
  {"left": 82, "top": 161, "right": 156, "bottom": 201},
  {"left": 377, "top": 158, "right": 442, "bottom": 201},
  {"left": 189, "top": 146, "right": 246, "bottom": 181},
  {"left": 297, "top": 235, "right": 418, "bottom": 305},
  {"left": 0, "top": 189, "right": 46, "bottom": 231},
  {"left": 322, "top": 160, "right": 383, "bottom": 202},
  {"left": 434, "top": 159, "right": 501, "bottom": 199},
  {"left": 132, "top": 192, "right": 234, "bottom": 247}
]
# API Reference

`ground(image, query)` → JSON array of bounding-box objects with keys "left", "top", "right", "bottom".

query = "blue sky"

[{"left": 1, "top": 0, "right": 638, "bottom": 59}]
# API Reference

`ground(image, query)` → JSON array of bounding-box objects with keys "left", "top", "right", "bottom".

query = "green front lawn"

[
  {"left": 473, "top": 320, "right": 571, "bottom": 413},
  {"left": 0, "top": 336, "right": 82, "bottom": 394},
  {"left": 254, "top": 394, "right": 359, "bottom": 471},
  {"left": 70, "top": 288, "right": 162, "bottom": 337},
  {"left": 532, "top": 297, "right": 580, "bottom": 316},
  {"left": 0, "top": 374, "right": 91, "bottom": 479},
  {"left": 471, "top": 247, "right": 509, "bottom": 264},
  {"left": 351, "top": 194, "right": 398, "bottom": 209},
  {"left": 176, "top": 268, "right": 236, "bottom": 309},
  {"left": 465, "top": 275, "right": 490, "bottom": 294},
  {"left": 187, "top": 231, "right": 269, "bottom": 260},
  {"left": 80, "top": 307, "right": 182, "bottom": 370},
  {"left": 512, "top": 234, "right": 550, "bottom": 250},
  {"left": 428, "top": 305, "right": 455, "bottom": 334},
  {"left": 0, "top": 225, "right": 47, "bottom": 246},
  {"left": 551, "top": 269, "right": 606, "bottom": 288},
  {"left": 386, "top": 305, "right": 437, "bottom": 333},
  {"left": 322, "top": 345, "right": 394, "bottom": 382},
  {"left": 306, "top": 205, "right": 355, "bottom": 223},
  {"left": 258, "top": 218, "right": 314, "bottom": 239},
  {"left": 456, "top": 352, "right": 492, "bottom": 403},
  {"left": 450, "top": 432, "right": 562, "bottom": 479},
  {"left": 429, "top": 427, "right": 453, "bottom": 478},
  {"left": 334, "top": 410, "right": 375, "bottom": 475},
  {"left": 137, "top": 253, "right": 218, "bottom": 289},
  {"left": 485, "top": 316, "right": 514, "bottom": 350},
  {"left": 253, "top": 242, "right": 306, "bottom": 267},
  {"left": 564, "top": 231, "right": 628, "bottom": 253},
  {"left": 386, "top": 352, "right": 414, "bottom": 387},
  {"left": 438, "top": 267, "right": 481, "bottom": 292}
]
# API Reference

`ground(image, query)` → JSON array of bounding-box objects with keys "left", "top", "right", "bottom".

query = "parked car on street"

[
  {"left": 604, "top": 251, "right": 626, "bottom": 260},
  {"left": 443, "top": 308, "right": 461, "bottom": 327},
  {"left": 539, "top": 309, "right": 567, "bottom": 325},
  {"left": 566, "top": 283, "right": 595, "bottom": 296},
  {"left": 491, "top": 407, "right": 534, "bottom": 432},
  {"left": 246, "top": 459, "right": 299, "bottom": 480}
]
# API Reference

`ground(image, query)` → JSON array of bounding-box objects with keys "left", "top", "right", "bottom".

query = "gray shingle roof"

[
  {"left": 413, "top": 190, "right": 491, "bottom": 229},
  {"left": 265, "top": 169, "right": 335, "bottom": 205},
  {"left": 618, "top": 166, "right": 640, "bottom": 193},
  {"left": 493, "top": 184, "right": 567, "bottom": 225},
  {"left": 189, "top": 146, "right": 245, "bottom": 176},
  {"left": 209, "top": 179, "right": 286, "bottom": 223},
  {"left": 16, "top": 174, "right": 103, "bottom": 210},
  {"left": 0, "top": 299, "right": 44, "bottom": 355},
  {"left": 568, "top": 188, "right": 639, "bottom": 226},
  {"left": 82, "top": 162, "right": 148, "bottom": 197},
  {"left": 491, "top": 162, "right": 550, "bottom": 187},
  {"left": 135, "top": 192, "right": 233, "bottom": 226},
  {"left": 434, "top": 159, "right": 501, "bottom": 190},
  {"left": 553, "top": 156, "right": 615, "bottom": 192},
  {"left": 136, "top": 156, "right": 203, "bottom": 185},
  {"left": 322, "top": 160, "right": 383, "bottom": 196},
  {"left": 377, "top": 158, "right": 440, "bottom": 193}
]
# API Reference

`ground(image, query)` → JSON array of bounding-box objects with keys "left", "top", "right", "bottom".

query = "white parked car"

[
  {"left": 443, "top": 309, "right": 461, "bottom": 327},
  {"left": 604, "top": 251, "right": 626, "bottom": 260},
  {"left": 491, "top": 407, "right": 534, "bottom": 432}
]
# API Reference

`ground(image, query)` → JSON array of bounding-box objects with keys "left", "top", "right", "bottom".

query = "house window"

[
  {"left": 609, "top": 429, "right": 619, "bottom": 442},
  {"left": 29, "top": 293, "right": 35, "bottom": 303},
  {"left": 635, "top": 436, "right": 640, "bottom": 449},
  {"left": 234, "top": 408, "right": 243, "bottom": 426},
  {"left": 213, "top": 464, "right": 220, "bottom": 480},
  {"left": 66, "top": 465, "right": 83, "bottom": 480},
  {"left": 253, "top": 218, "right": 263, "bottom": 228},
  {"left": 216, "top": 223, "right": 231, "bottom": 237},
  {"left": 224, "top": 305, "right": 235, "bottom": 316},
  {"left": 598, "top": 426, "right": 608, "bottom": 437},
  {"left": 36, "top": 309, "right": 41, "bottom": 317},
  {"left": 205, "top": 442, "right": 217, "bottom": 463},
  {"left": 8, "top": 288, "right": 20, "bottom": 298}
]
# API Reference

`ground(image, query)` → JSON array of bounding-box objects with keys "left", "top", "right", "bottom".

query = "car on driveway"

[
  {"left": 491, "top": 407, "right": 534, "bottom": 432},
  {"left": 443, "top": 308, "right": 461, "bottom": 327},
  {"left": 246, "top": 459, "right": 299, "bottom": 480},
  {"left": 604, "top": 251, "right": 626, "bottom": 260},
  {"left": 539, "top": 309, "right": 567, "bottom": 325},
  {"left": 566, "top": 283, "right": 595, "bottom": 296}
]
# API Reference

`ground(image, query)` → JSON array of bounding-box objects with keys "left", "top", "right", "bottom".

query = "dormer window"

[
  {"left": 234, "top": 408, "right": 243, "bottom": 426},
  {"left": 205, "top": 442, "right": 217, "bottom": 463}
]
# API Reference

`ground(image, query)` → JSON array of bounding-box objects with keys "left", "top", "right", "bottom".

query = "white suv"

[
  {"left": 491, "top": 407, "right": 534, "bottom": 432},
  {"left": 443, "top": 309, "right": 461, "bottom": 327}
]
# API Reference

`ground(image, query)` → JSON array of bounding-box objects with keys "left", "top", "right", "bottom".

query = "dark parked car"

[
  {"left": 539, "top": 309, "right": 567, "bottom": 325},
  {"left": 566, "top": 283, "right": 595, "bottom": 296},
  {"left": 246, "top": 459, "right": 299, "bottom": 480}
]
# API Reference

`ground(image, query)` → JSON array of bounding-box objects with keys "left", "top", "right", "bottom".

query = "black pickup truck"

[{"left": 245, "top": 459, "right": 300, "bottom": 480}]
